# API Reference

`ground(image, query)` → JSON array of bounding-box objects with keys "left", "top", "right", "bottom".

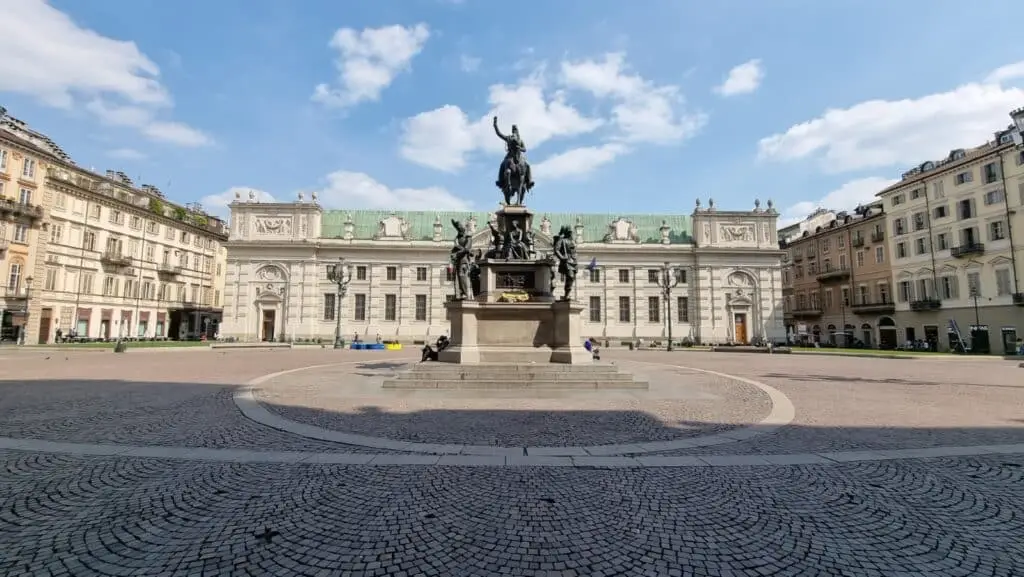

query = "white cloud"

[
  {"left": 200, "top": 187, "right": 277, "bottom": 220},
  {"left": 400, "top": 71, "right": 603, "bottom": 172},
  {"left": 779, "top": 176, "right": 898, "bottom": 226},
  {"left": 201, "top": 172, "right": 471, "bottom": 220},
  {"left": 560, "top": 52, "right": 707, "bottom": 143},
  {"left": 320, "top": 171, "right": 471, "bottom": 210},
  {"left": 0, "top": 0, "right": 210, "bottom": 146},
  {"left": 714, "top": 59, "right": 764, "bottom": 96},
  {"left": 758, "top": 60, "right": 1024, "bottom": 173},
  {"left": 312, "top": 23, "right": 430, "bottom": 108},
  {"left": 459, "top": 54, "right": 481, "bottom": 73},
  {"left": 400, "top": 52, "right": 704, "bottom": 177},
  {"left": 85, "top": 100, "right": 212, "bottom": 147},
  {"left": 534, "top": 143, "right": 629, "bottom": 180},
  {"left": 107, "top": 148, "right": 146, "bottom": 160}
]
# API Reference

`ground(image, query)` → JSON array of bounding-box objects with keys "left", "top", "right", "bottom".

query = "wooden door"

[
  {"left": 261, "top": 310, "right": 276, "bottom": 342},
  {"left": 734, "top": 313, "right": 747, "bottom": 344},
  {"left": 38, "top": 308, "right": 53, "bottom": 345}
]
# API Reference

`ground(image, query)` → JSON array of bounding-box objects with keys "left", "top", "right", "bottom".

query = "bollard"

[{"left": 113, "top": 339, "right": 127, "bottom": 353}]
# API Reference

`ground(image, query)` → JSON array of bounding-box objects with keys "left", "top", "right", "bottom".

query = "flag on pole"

[{"left": 586, "top": 257, "right": 598, "bottom": 271}]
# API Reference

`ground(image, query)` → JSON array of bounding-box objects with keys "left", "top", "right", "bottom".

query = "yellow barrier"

[{"left": 385, "top": 343, "right": 403, "bottom": 351}]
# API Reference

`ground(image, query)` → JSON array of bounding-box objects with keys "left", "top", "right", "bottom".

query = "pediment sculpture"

[
  {"left": 253, "top": 217, "right": 292, "bottom": 236},
  {"left": 727, "top": 271, "right": 754, "bottom": 287},
  {"left": 256, "top": 265, "right": 284, "bottom": 282},
  {"left": 376, "top": 213, "right": 410, "bottom": 240},
  {"left": 604, "top": 217, "right": 639, "bottom": 243}
]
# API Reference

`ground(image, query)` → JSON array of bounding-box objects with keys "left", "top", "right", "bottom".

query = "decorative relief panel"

[
  {"left": 718, "top": 224, "right": 755, "bottom": 244},
  {"left": 252, "top": 216, "right": 293, "bottom": 236}
]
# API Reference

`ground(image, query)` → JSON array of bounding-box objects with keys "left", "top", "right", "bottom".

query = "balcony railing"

[
  {"left": 852, "top": 236, "right": 865, "bottom": 247},
  {"left": 816, "top": 265, "right": 851, "bottom": 282},
  {"left": 950, "top": 243, "right": 985, "bottom": 258},
  {"left": 791, "top": 307, "right": 823, "bottom": 318},
  {"left": 0, "top": 198, "right": 44, "bottom": 221},
  {"left": 871, "top": 231, "right": 885, "bottom": 242},
  {"left": 909, "top": 298, "right": 942, "bottom": 311},
  {"left": 100, "top": 251, "right": 132, "bottom": 267},
  {"left": 0, "top": 286, "right": 29, "bottom": 299},
  {"left": 1013, "top": 292, "right": 1024, "bottom": 306},
  {"left": 157, "top": 263, "right": 182, "bottom": 275},
  {"left": 850, "top": 299, "right": 895, "bottom": 314}
]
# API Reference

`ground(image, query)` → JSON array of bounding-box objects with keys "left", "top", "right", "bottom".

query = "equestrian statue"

[{"left": 493, "top": 116, "right": 534, "bottom": 206}]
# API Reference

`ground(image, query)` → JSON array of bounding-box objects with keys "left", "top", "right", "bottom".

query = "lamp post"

[
  {"left": 1007, "top": 107, "right": 1024, "bottom": 297},
  {"left": 326, "top": 257, "right": 353, "bottom": 349},
  {"left": 21, "top": 276, "right": 33, "bottom": 345},
  {"left": 654, "top": 262, "right": 682, "bottom": 351}
]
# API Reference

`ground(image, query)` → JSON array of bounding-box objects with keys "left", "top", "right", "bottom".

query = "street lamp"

[
  {"left": 21, "top": 276, "right": 33, "bottom": 345},
  {"left": 326, "top": 258, "right": 353, "bottom": 349},
  {"left": 654, "top": 262, "right": 683, "bottom": 351}
]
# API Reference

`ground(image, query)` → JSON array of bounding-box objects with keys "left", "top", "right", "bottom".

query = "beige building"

[
  {"left": 221, "top": 194, "right": 787, "bottom": 346},
  {"left": 876, "top": 120, "right": 1024, "bottom": 354},
  {"left": 0, "top": 108, "right": 229, "bottom": 345},
  {"left": 782, "top": 204, "right": 894, "bottom": 347},
  {"left": 0, "top": 113, "right": 49, "bottom": 342}
]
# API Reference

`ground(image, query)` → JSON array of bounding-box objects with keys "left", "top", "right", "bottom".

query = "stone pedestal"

[{"left": 440, "top": 299, "right": 592, "bottom": 364}]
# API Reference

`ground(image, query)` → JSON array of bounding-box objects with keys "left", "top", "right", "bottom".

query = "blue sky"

[{"left": 2, "top": 0, "right": 1023, "bottom": 224}]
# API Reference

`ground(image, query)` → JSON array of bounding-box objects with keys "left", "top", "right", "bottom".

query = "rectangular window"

[
  {"left": 0, "top": 149, "right": 6, "bottom": 169},
  {"left": 384, "top": 294, "right": 397, "bottom": 321},
  {"left": 44, "top": 268, "right": 57, "bottom": 291},
  {"left": 386, "top": 266, "right": 398, "bottom": 281},
  {"left": 648, "top": 296, "right": 660, "bottom": 323},
  {"left": 936, "top": 233, "right": 948, "bottom": 250},
  {"left": 955, "top": 170, "right": 973, "bottom": 185},
  {"left": 898, "top": 281, "right": 913, "bottom": 303},
  {"left": 647, "top": 269, "right": 659, "bottom": 284},
  {"left": 13, "top": 224, "right": 28, "bottom": 243},
  {"left": 6, "top": 262, "right": 21, "bottom": 291},
  {"left": 856, "top": 251, "right": 864, "bottom": 267},
  {"left": 353, "top": 294, "right": 367, "bottom": 321},
  {"left": 967, "top": 272, "right": 980, "bottom": 296},
  {"left": 875, "top": 246, "right": 885, "bottom": 264},
  {"left": 415, "top": 295, "right": 427, "bottom": 321},
  {"left": 415, "top": 267, "right": 427, "bottom": 282},
  {"left": 982, "top": 162, "right": 999, "bottom": 184},
  {"left": 677, "top": 296, "right": 689, "bottom": 322},
  {"left": 356, "top": 266, "right": 367, "bottom": 281},
  {"left": 588, "top": 296, "right": 601, "bottom": 322},
  {"left": 18, "top": 188, "right": 31, "bottom": 204},
  {"left": 984, "top": 189, "right": 1005, "bottom": 205},
  {"left": 896, "top": 242, "right": 907, "bottom": 258},
  {"left": 618, "top": 269, "right": 630, "bottom": 283},
  {"left": 915, "top": 237, "right": 927, "bottom": 255},
  {"left": 933, "top": 205, "right": 948, "bottom": 219},
  {"left": 989, "top": 221, "right": 1006, "bottom": 241},
  {"left": 588, "top": 268, "right": 601, "bottom": 283},
  {"left": 618, "top": 296, "right": 631, "bottom": 322},
  {"left": 996, "top": 269, "right": 1012, "bottom": 296},
  {"left": 444, "top": 266, "right": 454, "bottom": 283},
  {"left": 323, "top": 293, "right": 336, "bottom": 321},
  {"left": 21, "top": 158, "right": 35, "bottom": 179},
  {"left": 940, "top": 276, "right": 959, "bottom": 300}
]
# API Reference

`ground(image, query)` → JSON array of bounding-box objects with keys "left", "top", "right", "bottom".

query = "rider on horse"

[{"left": 493, "top": 116, "right": 534, "bottom": 203}]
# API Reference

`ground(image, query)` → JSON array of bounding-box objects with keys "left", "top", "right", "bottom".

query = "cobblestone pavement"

[
  {"left": 2, "top": 348, "right": 1024, "bottom": 574},
  {"left": 620, "top": 351, "right": 1024, "bottom": 456},
  {"left": 0, "top": 349, "right": 414, "bottom": 454},
  {"left": 0, "top": 451, "right": 1021, "bottom": 576},
  {"left": 257, "top": 361, "right": 773, "bottom": 447}
]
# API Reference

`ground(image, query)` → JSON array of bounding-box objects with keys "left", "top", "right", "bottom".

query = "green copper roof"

[{"left": 321, "top": 210, "right": 692, "bottom": 244}]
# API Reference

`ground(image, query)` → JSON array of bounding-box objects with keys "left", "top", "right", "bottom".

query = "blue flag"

[{"left": 587, "top": 257, "right": 598, "bottom": 271}]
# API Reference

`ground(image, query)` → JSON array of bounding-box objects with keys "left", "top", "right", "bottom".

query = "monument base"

[{"left": 439, "top": 299, "right": 591, "bottom": 365}]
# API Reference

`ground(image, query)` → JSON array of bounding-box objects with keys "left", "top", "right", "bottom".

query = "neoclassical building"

[{"left": 221, "top": 194, "right": 786, "bottom": 345}]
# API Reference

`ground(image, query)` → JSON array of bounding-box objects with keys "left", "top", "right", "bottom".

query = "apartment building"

[
  {"left": 875, "top": 123, "right": 1024, "bottom": 354},
  {"left": 0, "top": 110, "right": 53, "bottom": 342},
  {"left": 781, "top": 204, "right": 894, "bottom": 347},
  {"left": 0, "top": 108, "right": 229, "bottom": 345}
]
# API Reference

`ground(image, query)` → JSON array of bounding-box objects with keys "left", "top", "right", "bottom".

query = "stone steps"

[{"left": 382, "top": 363, "right": 649, "bottom": 390}]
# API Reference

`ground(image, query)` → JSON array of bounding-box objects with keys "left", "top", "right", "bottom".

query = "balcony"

[
  {"left": 0, "top": 198, "right": 44, "bottom": 221},
  {"left": 816, "top": 265, "right": 851, "bottom": 283},
  {"left": 871, "top": 231, "right": 885, "bottom": 243},
  {"left": 0, "top": 285, "right": 29, "bottom": 300},
  {"left": 909, "top": 298, "right": 942, "bottom": 312},
  {"left": 100, "top": 251, "right": 132, "bottom": 267},
  {"left": 791, "top": 307, "right": 823, "bottom": 319},
  {"left": 851, "top": 299, "right": 895, "bottom": 314},
  {"left": 852, "top": 236, "right": 865, "bottom": 247},
  {"left": 950, "top": 243, "right": 984, "bottom": 258},
  {"left": 157, "top": 263, "right": 182, "bottom": 276},
  {"left": 1013, "top": 293, "right": 1024, "bottom": 307}
]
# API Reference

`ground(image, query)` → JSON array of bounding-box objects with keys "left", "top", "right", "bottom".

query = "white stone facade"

[{"left": 221, "top": 197, "right": 786, "bottom": 345}]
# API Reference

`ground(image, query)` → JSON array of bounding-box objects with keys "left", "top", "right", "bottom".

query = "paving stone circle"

[{"left": 0, "top": 347, "right": 1022, "bottom": 575}]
